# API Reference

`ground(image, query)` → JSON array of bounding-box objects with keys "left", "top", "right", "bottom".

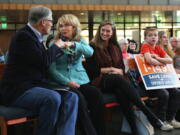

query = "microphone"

[
  {"left": 61, "top": 36, "right": 75, "bottom": 49},
  {"left": 61, "top": 36, "right": 68, "bottom": 42}
]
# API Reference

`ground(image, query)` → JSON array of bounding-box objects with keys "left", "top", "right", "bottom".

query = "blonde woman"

[
  {"left": 174, "top": 45, "right": 180, "bottom": 74},
  {"left": 47, "top": 14, "right": 105, "bottom": 135},
  {"left": 158, "top": 31, "right": 175, "bottom": 58}
]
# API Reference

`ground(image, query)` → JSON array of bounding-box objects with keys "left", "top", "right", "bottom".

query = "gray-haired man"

[{"left": 0, "top": 5, "right": 78, "bottom": 135}]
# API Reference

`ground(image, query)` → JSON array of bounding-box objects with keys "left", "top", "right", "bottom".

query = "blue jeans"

[{"left": 11, "top": 87, "right": 78, "bottom": 135}]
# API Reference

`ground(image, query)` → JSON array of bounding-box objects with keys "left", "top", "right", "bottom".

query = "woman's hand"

[
  {"left": 67, "top": 81, "right": 80, "bottom": 89},
  {"left": 101, "top": 67, "right": 113, "bottom": 74},
  {"left": 55, "top": 39, "right": 74, "bottom": 49},
  {"left": 110, "top": 67, "right": 124, "bottom": 75},
  {"left": 101, "top": 67, "right": 123, "bottom": 75}
]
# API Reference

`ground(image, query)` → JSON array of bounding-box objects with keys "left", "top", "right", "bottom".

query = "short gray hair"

[
  {"left": 28, "top": 5, "right": 52, "bottom": 25},
  {"left": 119, "top": 38, "right": 128, "bottom": 46}
]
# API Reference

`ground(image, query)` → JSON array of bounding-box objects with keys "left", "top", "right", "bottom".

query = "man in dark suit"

[{"left": 0, "top": 5, "right": 78, "bottom": 135}]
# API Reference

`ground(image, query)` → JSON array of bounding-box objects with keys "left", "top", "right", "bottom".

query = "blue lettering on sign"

[{"left": 143, "top": 73, "right": 177, "bottom": 87}]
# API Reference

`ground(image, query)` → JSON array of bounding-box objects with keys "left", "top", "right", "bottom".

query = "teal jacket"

[{"left": 48, "top": 38, "right": 93, "bottom": 86}]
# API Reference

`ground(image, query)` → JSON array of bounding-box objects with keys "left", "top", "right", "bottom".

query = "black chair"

[
  {"left": 0, "top": 106, "right": 37, "bottom": 135},
  {"left": 0, "top": 64, "right": 37, "bottom": 135}
]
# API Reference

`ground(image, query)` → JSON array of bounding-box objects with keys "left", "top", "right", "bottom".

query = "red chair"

[{"left": 103, "top": 93, "right": 149, "bottom": 122}]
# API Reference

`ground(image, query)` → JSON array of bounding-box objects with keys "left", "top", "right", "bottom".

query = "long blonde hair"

[
  {"left": 158, "top": 31, "right": 174, "bottom": 58},
  {"left": 54, "top": 14, "right": 81, "bottom": 41},
  {"left": 175, "top": 44, "right": 180, "bottom": 56}
]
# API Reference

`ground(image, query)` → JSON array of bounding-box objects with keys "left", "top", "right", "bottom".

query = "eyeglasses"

[
  {"left": 44, "top": 19, "right": 53, "bottom": 23},
  {"left": 59, "top": 24, "right": 72, "bottom": 28}
]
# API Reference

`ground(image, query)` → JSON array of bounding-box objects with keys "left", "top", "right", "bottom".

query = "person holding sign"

[
  {"left": 141, "top": 27, "right": 180, "bottom": 130},
  {"left": 84, "top": 20, "right": 165, "bottom": 135}
]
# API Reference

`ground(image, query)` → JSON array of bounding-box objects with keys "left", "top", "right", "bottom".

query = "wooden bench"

[{"left": 0, "top": 64, "right": 37, "bottom": 135}]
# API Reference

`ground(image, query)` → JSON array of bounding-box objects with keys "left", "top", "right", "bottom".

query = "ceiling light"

[{"left": 80, "top": 12, "right": 84, "bottom": 15}]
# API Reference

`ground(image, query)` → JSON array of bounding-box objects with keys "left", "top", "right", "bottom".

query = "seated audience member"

[
  {"left": 170, "top": 37, "right": 178, "bottom": 53},
  {"left": 128, "top": 39, "right": 139, "bottom": 54},
  {"left": 119, "top": 38, "right": 133, "bottom": 73},
  {"left": 0, "top": 48, "right": 5, "bottom": 63},
  {"left": 85, "top": 20, "right": 164, "bottom": 135},
  {"left": 158, "top": 31, "right": 175, "bottom": 58},
  {"left": 119, "top": 38, "right": 133, "bottom": 58},
  {"left": 174, "top": 45, "right": 180, "bottom": 74},
  {"left": 47, "top": 14, "right": 105, "bottom": 135},
  {"left": 4, "top": 51, "right": 8, "bottom": 64},
  {"left": 140, "top": 27, "right": 180, "bottom": 130},
  {"left": 178, "top": 38, "right": 180, "bottom": 45},
  {"left": 0, "top": 6, "right": 78, "bottom": 135}
]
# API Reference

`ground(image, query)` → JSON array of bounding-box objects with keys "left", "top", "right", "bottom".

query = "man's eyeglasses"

[
  {"left": 45, "top": 19, "right": 53, "bottom": 23},
  {"left": 59, "top": 24, "right": 72, "bottom": 28}
]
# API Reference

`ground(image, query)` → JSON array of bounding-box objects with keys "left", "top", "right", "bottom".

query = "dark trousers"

[
  {"left": 101, "top": 74, "right": 161, "bottom": 135},
  {"left": 147, "top": 88, "right": 180, "bottom": 121},
  {"left": 72, "top": 83, "right": 106, "bottom": 135}
]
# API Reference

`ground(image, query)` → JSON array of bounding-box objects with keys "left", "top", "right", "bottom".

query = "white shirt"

[{"left": 27, "top": 22, "right": 44, "bottom": 43}]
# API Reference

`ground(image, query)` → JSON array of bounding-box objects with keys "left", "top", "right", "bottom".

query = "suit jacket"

[
  {"left": 0, "top": 25, "right": 64, "bottom": 105},
  {"left": 47, "top": 38, "right": 93, "bottom": 86}
]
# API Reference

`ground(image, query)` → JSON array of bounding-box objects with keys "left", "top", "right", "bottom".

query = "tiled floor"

[
  {"left": 155, "top": 129, "right": 180, "bottom": 135},
  {"left": 106, "top": 107, "right": 180, "bottom": 135}
]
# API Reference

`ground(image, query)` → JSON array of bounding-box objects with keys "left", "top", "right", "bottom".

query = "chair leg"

[
  {"left": 32, "top": 119, "right": 37, "bottom": 135},
  {"left": 0, "top": 117, "right": 7, "bottom": 135},
  {"left": 105, "top": 108, "right": 113, "bottom": 122}
]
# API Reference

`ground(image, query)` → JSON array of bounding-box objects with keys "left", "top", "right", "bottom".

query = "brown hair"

[
  {"left": 144, "top": 26, "right": 158, "bottom": 38},
  {"left": 90, "top": 20, "right": 118, "bottom": 49}
]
